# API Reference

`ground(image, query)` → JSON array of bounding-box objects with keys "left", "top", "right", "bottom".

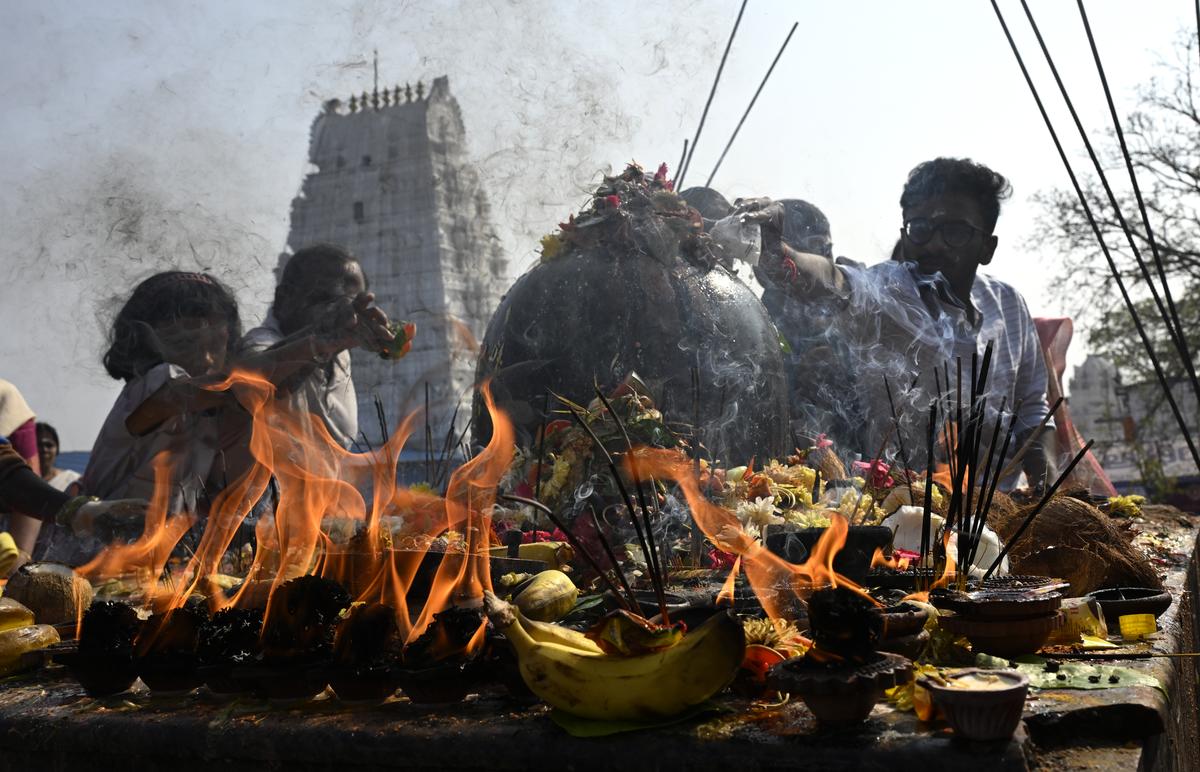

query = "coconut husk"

[
  {"left": 805, "top": 446, "right": 846, "bottom": 482},
  {"left": 985, "top": 490, "right": 1021, "bottom": 536},
  {"left": 1003, "top": 495, "right": 1161, "bottom": 594},
  {"left": 1014, "top": 543, "right": 1161, "bottom": 596}
]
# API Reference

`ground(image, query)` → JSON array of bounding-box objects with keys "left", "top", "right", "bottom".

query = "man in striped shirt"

[{"left": 754, "top": 157, "right": 1056, "bottom": 489}]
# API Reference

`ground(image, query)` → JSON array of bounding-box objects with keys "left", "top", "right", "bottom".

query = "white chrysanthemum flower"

[{"left": 736, "top": 496, "right": 784, "bottom": 534}]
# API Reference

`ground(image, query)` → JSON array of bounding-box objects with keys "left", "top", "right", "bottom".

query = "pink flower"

[{"left": 604, "top": 194, "right": 621, "bottom": 208}]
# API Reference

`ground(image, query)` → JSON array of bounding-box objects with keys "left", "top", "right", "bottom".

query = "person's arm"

[{"left": 0, "top": 441, "right": 70, "bottom": 522}]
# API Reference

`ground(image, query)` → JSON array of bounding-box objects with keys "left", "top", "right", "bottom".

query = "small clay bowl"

[
  {"left": 937, "top": 612, "right": 1061, "bottom": 657},
  {"left": 55, "top": 651, "right": 138, "bottom": 698},
  {"left": 1086, "top": 587, "right": 1172, "bottom": 627},
  {"left": 881, "top": 602, "right": 931, "bottom": 638},
  {"left": 918, "top": 668, "right": 1029, "bottom": 741},
  {"left": 931, "top": 589, "right": 1062, "bottom": 620},
  {"left": 767, "top": 652, "right": 912, "bottom": 725}
]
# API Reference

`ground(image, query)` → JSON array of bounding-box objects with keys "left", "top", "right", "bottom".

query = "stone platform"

[{"left": 0, "top": 506, "right": 1194, "bottom": 772}]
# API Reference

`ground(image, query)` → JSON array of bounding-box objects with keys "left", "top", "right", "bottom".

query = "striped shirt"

[{"left": 834, "top": 259, "right": 1051, "bottom": 471}]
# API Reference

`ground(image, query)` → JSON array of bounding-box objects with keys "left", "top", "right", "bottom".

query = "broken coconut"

[{"left": 4, "top": 562, "right": 93, "bottom": 626}]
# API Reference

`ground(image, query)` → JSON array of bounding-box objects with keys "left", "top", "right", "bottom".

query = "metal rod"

[{"left": 705, "top": 21, "right": 798, "bottom": 187}]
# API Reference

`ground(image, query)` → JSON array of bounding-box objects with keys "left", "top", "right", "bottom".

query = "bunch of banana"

[
  {"left": 0, "top": 598, "right": 59, "bottom": 677},
  {"left": 0, "top": 532, "right": 18, "bottom": 577},
  {"left": 484, "top": 591, "right": 745, "bottom": 721}
]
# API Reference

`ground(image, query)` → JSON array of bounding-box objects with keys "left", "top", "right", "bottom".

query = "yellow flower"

[{"left": 539, "top": 233, "right": 565, "bottom": 262}]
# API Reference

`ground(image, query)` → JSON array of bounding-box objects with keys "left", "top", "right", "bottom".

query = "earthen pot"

[
  {"left": 937, "top": 612, "right": 1062, "bottom": 657},
  {"left": 918, "top": 668, "right": 1029, "bottom": 742},
  {"left": 55, "top": 651, "right": 137, "bottom": 698}
]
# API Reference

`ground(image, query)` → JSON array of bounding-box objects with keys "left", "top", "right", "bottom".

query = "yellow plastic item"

[
  {"left": 0, "top": 532, "right": 18, "bottom": 577},
  {"left": 0, "top": 624, "right": 60, "bottom": 677},
  {"left": 0, "top": 598, "right": 34, "bottom": 632},
  {"left": 1118, "top": 613, "right": 1157, "bottom": 641}
]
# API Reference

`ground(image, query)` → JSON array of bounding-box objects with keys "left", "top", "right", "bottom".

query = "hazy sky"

[{"left": 0, "top": 0, "right": 1192, "bottom": 449}]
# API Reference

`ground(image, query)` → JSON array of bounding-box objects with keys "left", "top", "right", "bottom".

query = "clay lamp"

[
  {"left": 397, "top": 605, "right": 486, "bottom": 704},
  {"left": 877, "top": 601, "right": 932, "bottom": 660},
  {"left": 197, "top": 607, "right": 263, "bottom": 696},
  {"left": 767, "top": 587, "right": 912, "bottom": 725},
  {"left": 932, "top": 582, "right": 1064, "bottom": 658},
  {"left": 136, "top": 603, "right": 207, "bottom": 695},
  {"left": 328, "top": 602, "right": 401, "bottom": 703},
  {"left": 238, "top": 576, "right": 350, "bottom": 701},
  {"left": 917, "top": 668, "right": 1030, "bottom": 742},
  {"left": 56, "top": 600, "right": 141, "bottom": 697}
]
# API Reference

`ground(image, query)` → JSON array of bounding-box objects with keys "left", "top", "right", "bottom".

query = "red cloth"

[
  {"left": 1034, "top": 317, "right": 1117, "bottom": 496},
  {"left": 8, "top": 419, "right": 38, "bottom": 475}
]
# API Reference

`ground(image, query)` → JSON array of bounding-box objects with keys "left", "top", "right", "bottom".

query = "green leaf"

[{"left": 975, "top": 653, "right": 1165, "bottom": 695}]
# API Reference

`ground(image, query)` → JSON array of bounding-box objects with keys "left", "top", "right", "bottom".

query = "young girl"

[{"left": 37, "top": 272, "right": 244, "bottom": 564}]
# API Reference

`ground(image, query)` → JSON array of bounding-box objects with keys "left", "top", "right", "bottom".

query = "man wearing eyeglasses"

[{"left": 754, "top": 157, "right": 1055, "bottom": 490}]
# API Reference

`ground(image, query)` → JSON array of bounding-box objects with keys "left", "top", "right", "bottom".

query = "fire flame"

[
  {"left": 80, "top": 368, "right": 515, "bottom": 661},
  {"left": 717, "top": 556, "right": 741, "bottom": 606},
  {"left": 637, "top": 448, "right": 879, "bottom": 622}
]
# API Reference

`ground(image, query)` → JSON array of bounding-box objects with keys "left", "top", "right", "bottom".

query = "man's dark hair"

[
  {"left": 103, "top": 271, "right": 242, "bottom": 381},
  {"left": 274, "top": 244, "right": 362, "bottom": 317},
  {"left": 899, "top": 157, "right": 1012, "bottom": 233}
]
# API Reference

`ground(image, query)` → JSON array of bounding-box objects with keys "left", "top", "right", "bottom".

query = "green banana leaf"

[{"left": 975, "top": 653, "right": 1165, "bottom": 695}]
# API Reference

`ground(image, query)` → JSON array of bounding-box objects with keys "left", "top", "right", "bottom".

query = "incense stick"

[
  {"left": 592, "top": 385, "right": 666, "bottom": 619},
  {"left": 705, "top": 22, "right": 798, "bottom": 187},
  {"left": 557, "top": 396, "right": 670, "bottom": 621},
  {"left": 677, "top": 0, "right": 748, "bottom": 189},
  {"left": 998, "top": 397, "right": 1064, "bottom": 481},
  {"left": 991, "top": 0, "right": 1200, "bottom": 474}
]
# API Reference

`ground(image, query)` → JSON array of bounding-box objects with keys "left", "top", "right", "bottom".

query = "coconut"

[
  {"left": 1004, "top": 495, "right": 1161, "bottom": 594},
  {"left": 4, "top": 562, "right": 93, "bottom": 626}
]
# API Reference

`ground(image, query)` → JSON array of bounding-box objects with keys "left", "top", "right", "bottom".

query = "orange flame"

[
  {"left": 903, "top": 529, "right": 956, "bottom": 603},
  {"left": 76, "top": 367, "right": 514, "bottom": 662},
  {"left": 636, "top": 448, "right": 878, "bottom": 622},
  {"left": 717, "top": 556, "right": 741, "bottom": 606}
]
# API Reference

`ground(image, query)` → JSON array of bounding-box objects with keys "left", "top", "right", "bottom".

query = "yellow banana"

[
  {"left": 0, "top": 598, "right": 34, "bottom": 633},
  {"left": 484, "top": 591, "right": 744, "bottom": 721},
  {"left": 518, "top": 612, "right": 604, "bottom": 654}
]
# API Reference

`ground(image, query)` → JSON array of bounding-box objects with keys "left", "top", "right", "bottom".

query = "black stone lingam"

[
  {"left": 470, "top": 165, "right": 789, "bottom": 463},
  {"left": 768, "top": 587, "right": 912, "bottom": 725}
]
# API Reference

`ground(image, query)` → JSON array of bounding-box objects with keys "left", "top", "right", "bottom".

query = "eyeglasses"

[{"left": 902, "top": 218, "right": 983, "bottom": 247}]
